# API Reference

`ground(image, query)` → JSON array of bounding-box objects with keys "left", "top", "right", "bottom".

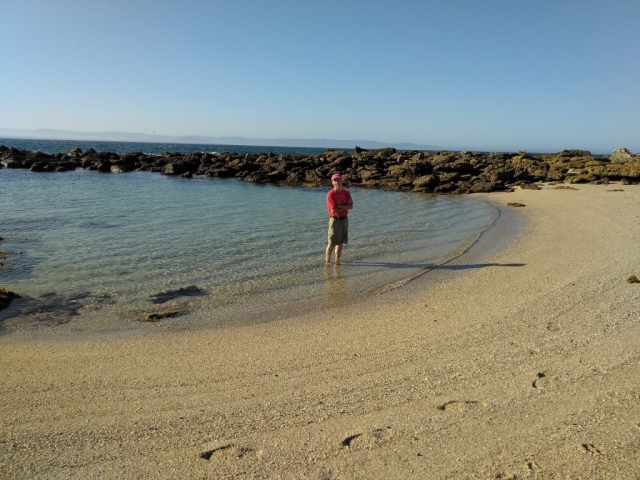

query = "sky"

[{"left": 1, "top": 0, "right": 639, "bottom": 153}]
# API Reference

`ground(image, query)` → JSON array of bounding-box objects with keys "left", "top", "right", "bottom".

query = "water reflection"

[{"left": 323, "top": 264, "right": 346, "bottom": 301}]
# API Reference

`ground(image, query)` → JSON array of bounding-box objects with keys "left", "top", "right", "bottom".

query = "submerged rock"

[
  {"left": 150, "top": 285, "right": 207, "bottom": 304},
  {"left": 0, "top": 288, "right": 22, "bottom": 310},
  {"left": 144, "top": 310, "right": 181, "bottom": 322},
  {"left": 9, "top": 291, "right": 115, "bottom": 324}
]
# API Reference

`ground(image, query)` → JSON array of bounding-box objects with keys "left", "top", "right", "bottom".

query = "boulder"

[
  {"left": 0, "top": 287, "right": 21, "bottom": 310},
  {"left": 111, "top": 165, "right": 131, "bottom": 173},
  {"left": 54, "top": 161, "right": 79, "bottom": 172},
  {"left": 67, "top": 147, "right": 83, "bottom": 157},
  {"left": 469, "top": 181, "right": 499, "bottom": 193},
  {"left": 96, "top": 161, "right": 112, "bottom": 173},
  {"left": 30, "top": 161, "right": 54, "bottom": 172},
  {"left": 565, "top": 174, "right": 598, "bottom": 184},
  {"left": 610, "top": 147, "right": 635, "bottom": 163},
  {"left": 412, "top": 175, "right": 439, "bottom": 192},
  {"left": 164, "top": 162, "right": 188, "bottom": 175}
]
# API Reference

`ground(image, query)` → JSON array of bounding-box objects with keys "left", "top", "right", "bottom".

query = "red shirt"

[{"left": 326, "top": 189, "right": 352, "bottom": 218}]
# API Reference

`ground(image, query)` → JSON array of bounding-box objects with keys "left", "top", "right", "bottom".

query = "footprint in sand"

[
  {"left": 547, "top": 321, "right": 560, "bottom": 332},
  {"left": 532, "top": 372, "right": 546, "bottom": 389},
  {"left": 581, "top": 443, "right": 603, "bottom": 455},
  {"left": 437, "top": 400, "right": 482, "bottom": 412},
  {"left": 532, "top": 372, "right": 556, "bottom": 390},
  {"left": 200, "top": 443, "right": 257, "bottom": 461},
  {"left": 341, "top": 426, "right": 394, "bottom": 449}
]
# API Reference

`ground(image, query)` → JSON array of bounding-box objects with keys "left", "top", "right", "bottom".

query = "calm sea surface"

[{"left": 0, "top": 138, "right": 499, "bottom": 339}]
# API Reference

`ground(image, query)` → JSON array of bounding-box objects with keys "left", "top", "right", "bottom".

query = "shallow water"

[{"left": 0, "top": 167, "right": 498, "bottom": 338}]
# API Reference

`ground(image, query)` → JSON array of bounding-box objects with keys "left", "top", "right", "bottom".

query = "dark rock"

[
  {"left": 17, "top": 292, "right": 113, "bottom": 321},
  {"left": 565, "top": 174, "right": 598, "bottom": 184},
  {"left": 4, "top": 145, "right": 640, "bottom": 195},
  {"left": 434, "top": 182, "right": 458, "bottom": 193},
  {"left": 438, "top": 172, "right": 461, "bottom": 183},
  {"left": 30, "top": 162, "right": 54, "bottom": 172},
  {"left": 371, "top": 147, "right": 397, "bottom": 156},
  {"left": 58, "top": 162, "right": 79, "bottom": 172},
  {"left": 164, "top": 162, "right": 185, "bottom": 175},
  {"left": 0, "top": 287, "right": 22, "bottom": 310},
  {"left": 304, "top": 170, "right": 322, "bottom": 185},
  {"left": 469, "top": 181, "right": 499, "bottom": 193},
  {"left": 97, "top": 161, "right": 112, "bottom": 173},
  {"left": 358, "top": 169, "right": 380, "bottom": 182},
  {"left": 559, "top": 149, "right": 592, "bottom": 157},
  {"left": 144, "top": 310, "right": 180, "bottom": 322},
  {"left": 67, "top": 147, "right": 83, "bottom": 157},
  {"left": 412, "top": 175, "right": 439, "bottom": 190}
]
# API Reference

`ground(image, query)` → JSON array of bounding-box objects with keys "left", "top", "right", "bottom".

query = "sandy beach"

[{"left": 2, "top": 183, "right": 639, "bottom": 479}]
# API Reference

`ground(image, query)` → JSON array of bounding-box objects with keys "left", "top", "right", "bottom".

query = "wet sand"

[{"left": 2, "top": 183, "right": 640, "bottom": 478}]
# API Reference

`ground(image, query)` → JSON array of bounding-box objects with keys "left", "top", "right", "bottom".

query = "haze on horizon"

[{"left": 1, "top": 1, "right": 638, "bottom": 155}]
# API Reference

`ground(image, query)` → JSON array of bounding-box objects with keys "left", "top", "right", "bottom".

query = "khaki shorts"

[{"left": 328, "top": 217, "right": 348, "bottom": 246}]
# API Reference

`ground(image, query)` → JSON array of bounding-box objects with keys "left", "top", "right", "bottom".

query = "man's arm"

[{"left": 333, "top": 197, "right": 353, "bottom": 212}]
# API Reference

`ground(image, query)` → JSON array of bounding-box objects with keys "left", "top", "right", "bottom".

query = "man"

[{"left": 325, "top": 173, "right": 353, "bottom": 264}]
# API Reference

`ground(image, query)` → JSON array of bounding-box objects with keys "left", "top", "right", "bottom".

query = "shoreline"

[
  {"left": 0, "top": 193, "right": 510, "bottom": 345},
  {"left": 0, "top": 178, "right": 502, "bottom": 344},
  {"left": 2, "top": 184, "right": 640, "bottom": 478}
]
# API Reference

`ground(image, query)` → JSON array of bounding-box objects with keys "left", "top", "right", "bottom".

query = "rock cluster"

[
  {"left": 1, "top": 145, "right": 639, "bottom": 193},
  {"left": 0, "top": 287, "right": 21, "bottom": 311}
]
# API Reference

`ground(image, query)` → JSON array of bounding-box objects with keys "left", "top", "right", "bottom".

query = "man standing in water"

[{"left": 325, "top": 173, "right": 353, "bottom": 264}]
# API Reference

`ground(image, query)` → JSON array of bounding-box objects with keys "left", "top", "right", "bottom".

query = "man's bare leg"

[
  {"left": 325, "top": 244, "right": 335, "bottom": 264},
  {"left": 335, "top": 244, "right": 343, "bottom": 265}
]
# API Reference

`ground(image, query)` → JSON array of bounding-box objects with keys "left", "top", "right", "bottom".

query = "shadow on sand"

[{"left": 345, "top": 261, "right": 525, "bottom": 271}]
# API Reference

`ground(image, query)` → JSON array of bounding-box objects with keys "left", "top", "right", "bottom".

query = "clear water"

[{"left": 0, "top": 141, "right": 499, "bottom": 338}]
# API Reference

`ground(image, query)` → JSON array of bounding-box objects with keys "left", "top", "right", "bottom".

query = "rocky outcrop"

[
  {"left": 2, "top": 145, "right": 639, "bottom": 193},
  {"left": 610, "top": 147, "right": 636, "bottom": 163},
  {"left": 0, "top": 287, "right": 21, "bottom": 311}
]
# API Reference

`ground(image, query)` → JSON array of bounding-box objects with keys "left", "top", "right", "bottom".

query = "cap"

[{"left": 331, "top": 173, "right": 342, "bottom": 181}]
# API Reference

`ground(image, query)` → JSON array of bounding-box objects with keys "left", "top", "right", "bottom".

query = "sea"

[{"left": 0, "top": 138, "right": 504, "bottom": 341}]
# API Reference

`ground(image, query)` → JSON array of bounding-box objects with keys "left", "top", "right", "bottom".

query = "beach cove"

[
  {"left": 2, "top": 183, "right": 639, "bottom": 478},
  {"left": 0, "top": 165, "right": 498, "bottom": 340}
]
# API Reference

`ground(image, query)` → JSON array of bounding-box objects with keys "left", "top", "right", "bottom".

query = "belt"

[{"left": 330, "top": 216, "right": 347, "bottom": 220}]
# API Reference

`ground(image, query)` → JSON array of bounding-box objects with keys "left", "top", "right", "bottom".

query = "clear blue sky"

[{"left": 2, "top": 0, "right": 638, "bottom": 153}]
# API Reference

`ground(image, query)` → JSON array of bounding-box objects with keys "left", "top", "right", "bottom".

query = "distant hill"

[{"left": 0, "top": 128, "right": 439, "bottom": 151}]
